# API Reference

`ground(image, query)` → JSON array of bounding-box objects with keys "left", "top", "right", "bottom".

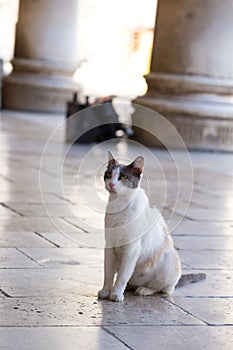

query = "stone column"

[
  {"left": 2, "top": 0, "right": 80, "bottom": 113},
  {"left": 135, "top": 0, "right": 233, "bottom": 151}
]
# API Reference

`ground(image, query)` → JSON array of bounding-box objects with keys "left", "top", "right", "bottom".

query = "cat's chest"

[{"left": 105, "top": 210, "right": 131, "bottom": 228}]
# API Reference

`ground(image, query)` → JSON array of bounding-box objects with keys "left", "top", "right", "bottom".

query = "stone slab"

[
  {"left": 0, "top": 192, "right": 66, "bottom": 204},
  {"left": 0, "top": 217, "right": 79, "bottom": 233},
  {"left": 174, "top": 235, "right": 233, "bottom": 251},
  {"left": 63, "top": 215, "right": 105, "bottom": 232},
  {"left": 0, "top": 326, "right": 127, "bottom": 350},
  {"left": 38, "top": 232, "right": 83, "bottom": 247},
  {"left": 8, "top": 203, "right": 81, "bottom": 217},
  {"left": 179, "top": 250, "right": 233, "bottom": 270},
  {"left": 106, "top": 325, "right": 233, "bottom": 350},
  {"left": 0, "top": 204, "right": 19, "bottom": 217},
  {"left": 0, "top": 267, "right": 102, "bottom": 298},
  {"left": 0, "top": 295, "right": 202, "bottom": 327},
  {"left": 175, "top": 208, "right": 233, "bottom": 222},
  {"left": 19, "top": 247, "right": 103, "bottom": 268},
  {"left": 39, "top": 231, "right": 105, "bottom": 248},
  {"left": 171, "top": 297, "right": 233, "bottom": 325},
  {"left": 0, "top": 248, "right": 40, "bottom": 268},
  {"left": 171, "top": 220, "right": 233, "bottom": 236},
  {"left": 174, "top": 270, "right": 233, "bottom": 297},
  {"left": 186, "top": 195, "right": 233, "bottom": 210},
  {"left": 0, "top": 232, "right": 53, "bottom": 248}
]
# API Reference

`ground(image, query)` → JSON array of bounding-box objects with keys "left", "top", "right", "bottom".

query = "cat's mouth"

[{"left": 109, "top": 188, "right": 117, "bottom": 194}]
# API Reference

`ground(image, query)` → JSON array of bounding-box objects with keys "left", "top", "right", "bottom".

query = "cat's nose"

[{"left": 109, "top": 182, "right": 116, "bottom": 188}]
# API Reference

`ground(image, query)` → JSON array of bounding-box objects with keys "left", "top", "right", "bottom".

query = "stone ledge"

[
  {"left": 147, "top": 72, "right": 233, "bottom": 95},
  {"left": 2, "top": 73, "right": 79, "bottom": 113},
  {"left": 134, "top": 94, "right": 233, "bottom": 151}
]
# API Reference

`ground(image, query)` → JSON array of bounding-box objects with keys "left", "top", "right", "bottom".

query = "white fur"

[{"left": 98, "top": 157, "right": 181, "bottom": 302}]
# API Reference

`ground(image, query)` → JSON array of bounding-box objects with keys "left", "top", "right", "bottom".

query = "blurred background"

[
  {"left": 1, "top": 0, "right": 233, "bottom": 151},
  {"left": 0, "top": 0, "right": 156, "bottom": 105}
]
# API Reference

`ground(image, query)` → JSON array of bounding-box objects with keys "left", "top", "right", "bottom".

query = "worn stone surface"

[
  {"left": 174, "top": 270, "right": 233, "bottom": 297},
  {"left": 106, "top": 326, "right": 233, "bottom": 350},
  {"left": 0, "top": 327, "right": 128, "bottom": 350},
  {"left": 0, "top": 110, "right": 233, "bottom": 348},
  {"left": 0, "top": 295, "right": 202, "bottom": 327},
  {"left": 0, "top": 232, "right": 54, "bottom": 248},
  {"left": 170, "top": 297, "right": 233, "bottom": 325},
  {"left": 0, "top": 247, "right": 40, "bottom": 268}
]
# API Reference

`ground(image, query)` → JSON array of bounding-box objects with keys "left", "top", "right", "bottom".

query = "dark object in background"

[{"left": 66, "top": 93, "right": 133, "bottom": 143}]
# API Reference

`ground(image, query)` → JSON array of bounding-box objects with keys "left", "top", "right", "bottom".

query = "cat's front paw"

[
  {"left": 98, "top": 289, "right": 110, "bottom": 299},
  {"left": 109, "top": 292, "right": 124, "bottom": 302}
]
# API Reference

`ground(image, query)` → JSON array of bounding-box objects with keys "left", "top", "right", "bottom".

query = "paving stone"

[
  {"left": 0, "top": 191, "right": 65, "bottom": 206},
  {"left": 0, "top": 231, "right": 54, "bottom": 248},
  {"left": 0, "top": 217, "right": 80, "bottom": 233},
  {"left": 0, "top": 294, "right": 202, "bottom": 327},
  {"left": 174, "top": 235, "right": 233, "bottom": 251},
  {"left": 0, "top": 248, "right": 40, "bottom": 268},
  {"left": 0, "top": 267, "right": 102, "bottom": 297},
  {"left": 171, "top": 297, "right": 233, "bottom": 325},
  {"left": 0, "top": 192, "right": 65, "bottom": 204},
  {"left": 175, "top": 208, "right": 233, "bottom": 222},
  {"left": 179, "top": 250, "right": 233, "bottom": 270},
  {"left": 106, "top": 325, "right": 233, "bottom": 350},
  {"left": 39, "top": 231, "right": 105, "bottom": 248},
  {"left": 62, "top": 216, "right": 104, "bottom": 235},
  {"left": 187, "top": 195, "right": 233, "bottom": 210},
  {"left": 171, "top": 220, "right": 233, "bottom": 236},
  {"left": 174, "top": 270, "right": 233, "bottom": 297},
  {"left": 0, "top": 327, "right": 127, "bottom": 350},
  {"left": 8, "top": 203, "right": 81, "bottom": 217},
  {"left": 19, "top": 247, "right": 103, "bottom": 268},
  {"left": 0, "top": 204, "right": 19, "bottom": 216}
]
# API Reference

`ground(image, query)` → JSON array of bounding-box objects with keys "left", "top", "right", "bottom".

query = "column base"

[
  {"left": 134, "top": 89, "right": 233, "bottom": 152},
  {"left": 2, "top": 58, "right": 80, "bottom": 113}
]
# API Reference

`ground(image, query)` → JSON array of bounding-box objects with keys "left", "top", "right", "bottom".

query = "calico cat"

[{"left": 98, "top": 151, "right": 205, "bottom": 302}]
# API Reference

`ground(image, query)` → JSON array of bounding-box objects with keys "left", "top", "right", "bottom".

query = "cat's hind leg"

[
  {"left": 161, "top": 285, "right": 175, "bottom": 295},
  {"left": 135, "top": 286, "right": 157, "bottom": 296}
]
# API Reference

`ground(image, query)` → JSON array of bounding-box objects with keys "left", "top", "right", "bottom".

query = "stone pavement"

[{"left": 0, "top": 110, "right": 233, "bottom": 350}]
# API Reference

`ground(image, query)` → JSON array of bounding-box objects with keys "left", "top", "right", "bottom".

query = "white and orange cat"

[{"left": 98, "top": 151, "right": 205, "bottom": 302}]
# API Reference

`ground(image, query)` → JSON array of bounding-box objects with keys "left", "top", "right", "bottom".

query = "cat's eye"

[
  {"left": 105, "top": 172, "right": 111, "bottom": 179},
  {"left": 119, "top": 175, "right": 127, "bottom": 180}
]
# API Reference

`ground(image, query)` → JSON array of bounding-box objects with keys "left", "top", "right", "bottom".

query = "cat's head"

[{"left": 104, "top": 151, "right": 144, "bottom": 195}]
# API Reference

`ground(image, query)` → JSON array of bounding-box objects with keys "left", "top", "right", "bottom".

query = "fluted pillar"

[
  {"left": 3, "top": 0, "right": 80, "bottom": 113},
  {"left": 135, "top": 0, "right": 233, "bottom": 151}
]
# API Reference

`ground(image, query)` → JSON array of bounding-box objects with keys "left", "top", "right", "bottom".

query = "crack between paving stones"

[
  {"left": 51, "top": 193, "right": 75, "bottom": 205},
  {"left": 34, "top": 231, "right": 60, "bottom": 248},
  {"left": 185, "top": 296, "right": 233, "bottom": 299},
  {"left": 0, "top": 288, "right": 12, "bottom": 298},
  {"left": 102, "top": 327, "right": 134, "bottom": 350},
  {"left": 0, "top": 202, "right": 24, "bottom": 217},
  {"left": 182, "top": 267, "right": 233, "bottom": 271},
  {"left": 62, "top": 217, "right": 89, "bottom": 233},
  {"left": 0, "top": 324, "right": 232, "bottom": 328},
  {"left": 164, "top": 297, "right": 209, "bottom": 326},
  {"left": 16, "top": 248, "right": 44, "bottom": 267}
]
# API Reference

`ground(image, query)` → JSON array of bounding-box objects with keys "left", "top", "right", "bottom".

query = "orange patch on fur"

[{"left": 139, "top": 234, "right": 173, "bottom": 272}]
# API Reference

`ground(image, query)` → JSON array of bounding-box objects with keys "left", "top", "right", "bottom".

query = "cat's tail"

[{"left": 176, "top": 273, "right": 206, "bottom": 288}]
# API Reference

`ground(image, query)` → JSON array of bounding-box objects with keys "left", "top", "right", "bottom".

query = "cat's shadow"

[{"left": 98, "top": 291, "right": 172, "bottom": 327}]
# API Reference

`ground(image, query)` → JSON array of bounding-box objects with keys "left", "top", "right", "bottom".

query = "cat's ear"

[
  {"left": 108, "top": 151, "right": 119, "bottom": 166},
  {"left": 129, "top": 156, "right": 144, "bottom": 174}
]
